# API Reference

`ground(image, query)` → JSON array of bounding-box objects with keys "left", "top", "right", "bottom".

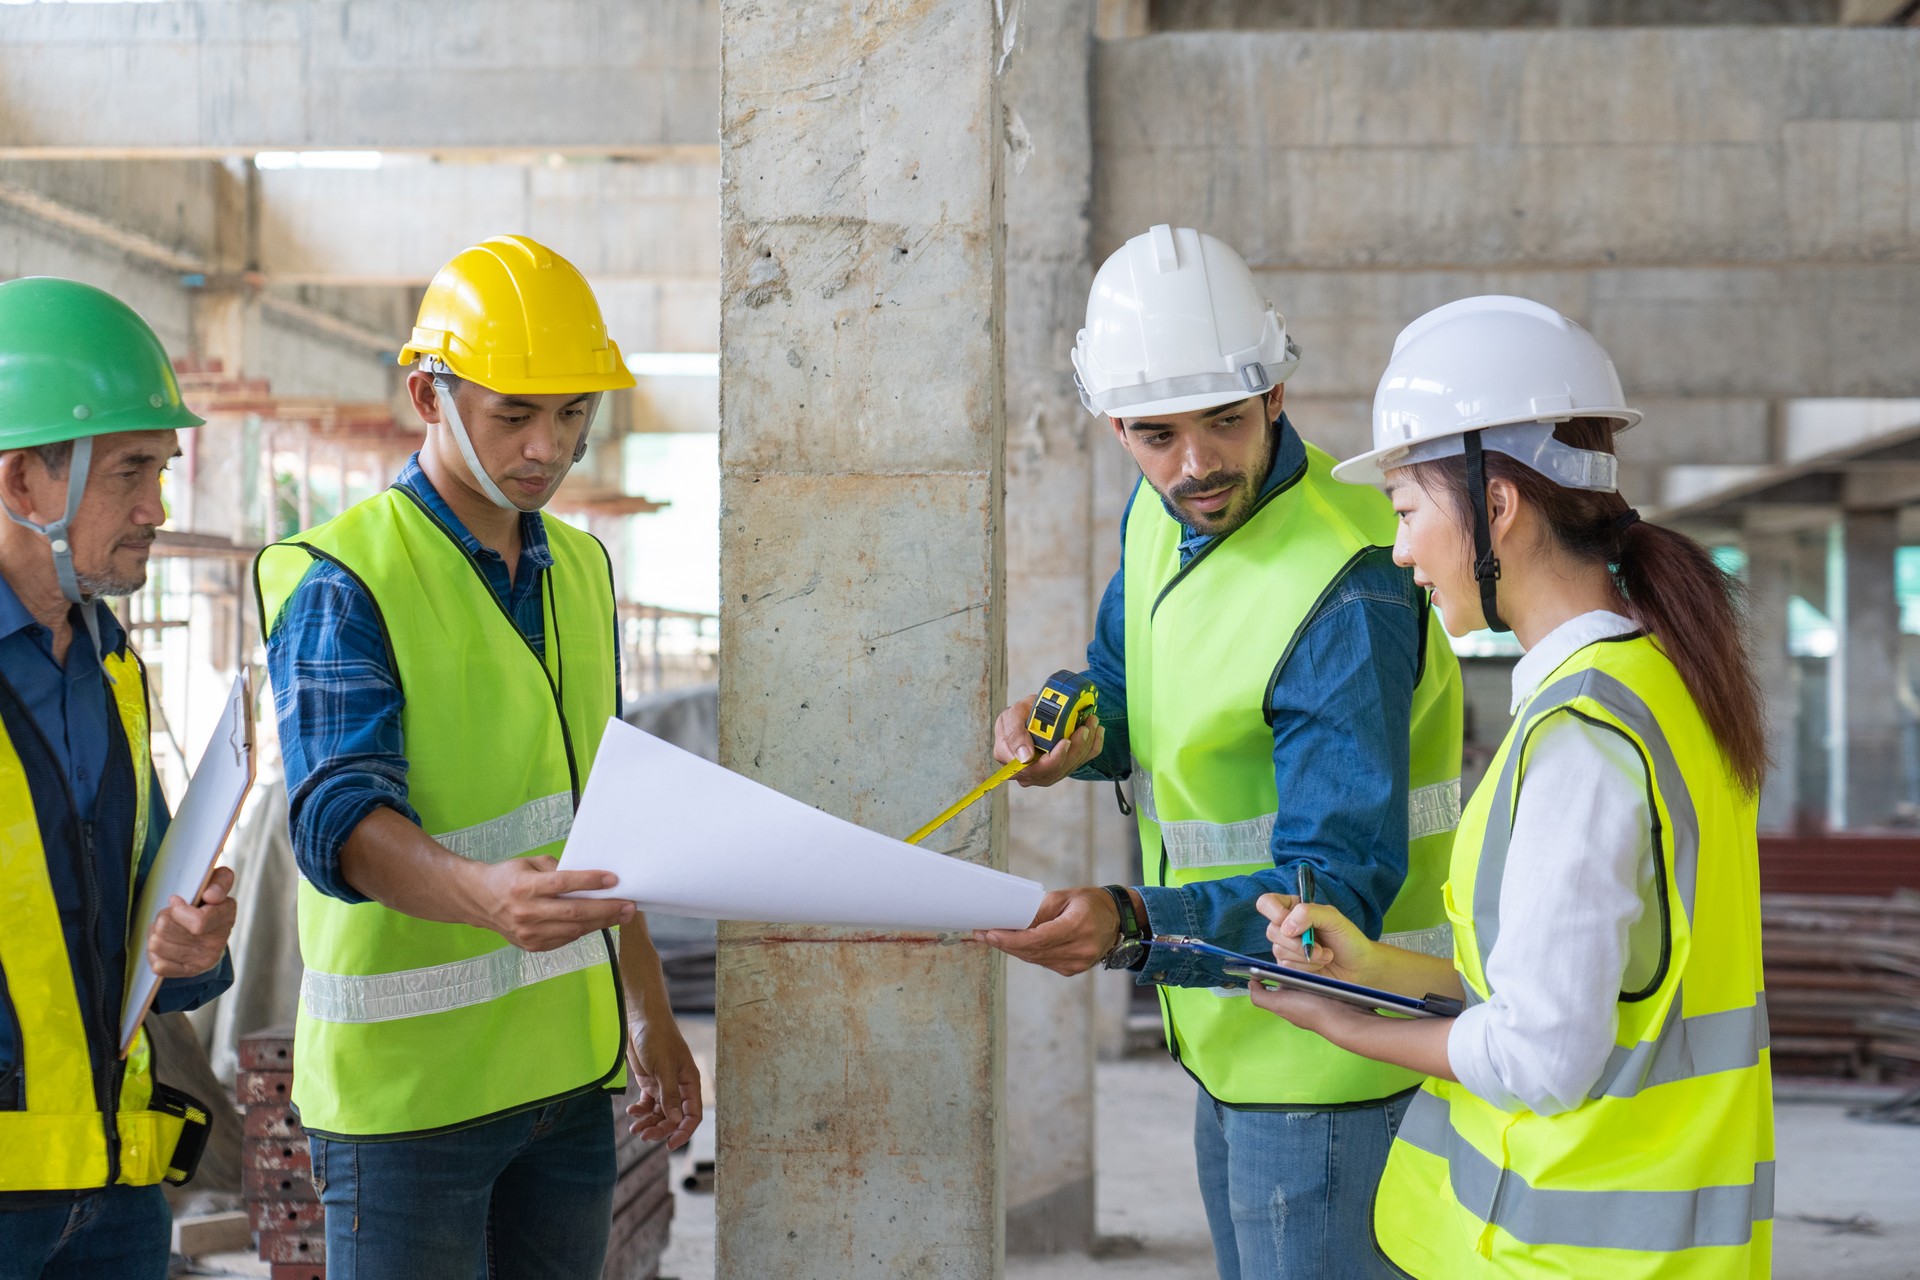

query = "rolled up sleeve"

[{"left": 265, "top": 563, "right": 419, "bottom": 905}]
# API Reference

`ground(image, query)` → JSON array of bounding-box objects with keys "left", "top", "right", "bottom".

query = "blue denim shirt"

[
  {"left": 1077, "top": 417, "right": 1422, "bottom": 987},
  {"left": 266, "top": 455, "right": 619, "bottom": 904},
  {"left": 0, "top": 572, "right": 234, "bottom": 1096}
]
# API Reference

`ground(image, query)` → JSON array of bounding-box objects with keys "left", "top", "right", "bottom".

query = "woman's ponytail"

[{"left": 1412, "top": 418, "right": 1768, "bottom": 793}]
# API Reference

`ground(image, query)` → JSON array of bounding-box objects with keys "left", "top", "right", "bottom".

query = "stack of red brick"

[
  {"left": 238, "top": 1026, "right": 325, "bottom": 1280},
  {"left": 604, "top": 1080, "right": 675, "bottom": 1280},
  {"left": 234, "top": 1025, "right": 675, "bottom": 1279}
]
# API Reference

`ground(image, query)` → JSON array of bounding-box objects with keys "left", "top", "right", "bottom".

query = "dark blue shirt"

[
  {"left": 267, "top": 455, "right": 620, "bottom": 903},
  {"left": 1077, "top": 417, "right": 1423, "bottom": 986},
  {"left": 0, "top": 572, "right": 234, "bottom": 1095}
]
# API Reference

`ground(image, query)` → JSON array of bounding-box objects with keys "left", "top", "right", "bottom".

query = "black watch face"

[{"left": 1103, "top": 938, "right": 1148, "bottom": 971}]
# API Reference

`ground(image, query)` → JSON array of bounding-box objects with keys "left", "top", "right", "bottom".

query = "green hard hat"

[{"left": 0, "top": 277, "right": 204, "bottom": 451}]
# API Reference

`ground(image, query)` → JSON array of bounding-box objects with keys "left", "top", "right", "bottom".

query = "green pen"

[{"left": 1297, "top": 864, "right": 1318, "bottom": 959}]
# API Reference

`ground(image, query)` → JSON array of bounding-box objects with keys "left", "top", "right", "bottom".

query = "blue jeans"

[
  {"left": 310, "top": 1088, "right": 616, "bottom": 1280},
  {"left": 0, "top": 1184, "right": 171, "bottom": 1280},
  {"left": 1194, "top": 1087, "right": 1412, "bottom": 1280}
]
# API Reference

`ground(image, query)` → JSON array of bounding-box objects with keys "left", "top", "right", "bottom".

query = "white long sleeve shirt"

[{"left": 1445, "top": 610, "right": 1664, "bottom": 1117}]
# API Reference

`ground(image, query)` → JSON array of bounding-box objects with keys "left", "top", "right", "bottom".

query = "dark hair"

[
  {"left": 1410, "top": 418, "right": 1767, "bottom": 793},
  {"left": 31, "top": 440, "right": 74, "bottom": 477}
]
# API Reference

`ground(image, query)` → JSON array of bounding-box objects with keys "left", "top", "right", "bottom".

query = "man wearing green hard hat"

[{"left": 0, "top": 277, "right": 238, "bottom": 1279}]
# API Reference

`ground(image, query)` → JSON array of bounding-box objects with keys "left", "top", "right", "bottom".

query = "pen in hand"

[{"left": 1296, "top": 864, "right": 1318, "bottom": 959}]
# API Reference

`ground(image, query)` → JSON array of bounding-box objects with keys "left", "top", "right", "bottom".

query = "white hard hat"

[
  {"left": 1071, "top": 224, "right": 1301, "bottom": 420},
  {"left": 1331, "top": 295, "right": 1641, "bottom": 488}
]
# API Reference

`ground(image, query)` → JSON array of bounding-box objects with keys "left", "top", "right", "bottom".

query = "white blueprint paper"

[
  {"left": 558, "top": 719, "right": 1044, "bottom": 930},
  {"left": 120, "top": 672, "right": 255, "bottom": 1053}
]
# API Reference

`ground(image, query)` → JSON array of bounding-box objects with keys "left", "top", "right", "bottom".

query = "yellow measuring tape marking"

[
  {"left": 902, "top": 669, "right": 1098, "bottom": 847},
  {"left": 903, "top": 757, "right": 1030, "bottom": 847}
]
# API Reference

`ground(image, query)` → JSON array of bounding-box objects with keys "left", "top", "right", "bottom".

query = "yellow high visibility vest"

[
  {"left": 1123, "top": 442, "right": 1465, "bottom": 1105},
  {"left": 1374, "top": 633, "right": 1773, "bottom": 1279},
  {"left": 0, "top": 648, "right": 191, "bottom": 1190},
  {"left": 255, "top": 486, "right": 625, "bottom": 1138}
]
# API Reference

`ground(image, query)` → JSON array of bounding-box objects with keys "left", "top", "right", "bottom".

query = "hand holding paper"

[
  {"left": 145, "top": 865, "right": 238, "bottom": 978},
  {"left": 558, "top": 719, "right": 1044, "bottom": 931}
]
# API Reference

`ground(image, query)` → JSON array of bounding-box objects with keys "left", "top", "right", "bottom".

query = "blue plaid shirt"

[
  {"left": 266, "top": 455, "right": 619, "bottom": 904},
  {"left": 1075, "top": 416, "right": 1426, "bottom": 988}
]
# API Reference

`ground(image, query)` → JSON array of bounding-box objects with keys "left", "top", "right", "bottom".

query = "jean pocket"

[{"left": 308, "top": 1136, "right": 328, "bottom": 1196}]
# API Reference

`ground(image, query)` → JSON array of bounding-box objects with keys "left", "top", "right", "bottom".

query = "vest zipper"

[{"left": 75, "top": 818, "right": 123, "bottom": 1184}]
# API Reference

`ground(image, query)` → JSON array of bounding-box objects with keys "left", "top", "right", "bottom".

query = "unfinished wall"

[{"left": 1093, "top": 28, "right": 1920, "bottom": 501}]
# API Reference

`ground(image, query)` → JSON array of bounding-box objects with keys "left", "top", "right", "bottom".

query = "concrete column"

[
  {"left": 1090, "top": 421, "right": 1143, "bottom": 1061},
  {"left": 1743, "top": 525, "right": 1799, "bottom": 831},
  {"left": 1002, "top": 0, "right": 1098, "bottom": 1255},
  {"left": 1842, "top": 508, "right": 1903, "bottom": 829},
  {"left": 714, "top": 4, "right": 1008, "bottom": 1278}
]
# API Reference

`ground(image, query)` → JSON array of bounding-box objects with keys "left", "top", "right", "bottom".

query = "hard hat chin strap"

[
  {"left": 433, "top": 375, "right": 518, "bottom": 511},
  {"left": 1463, "top": 431, "right": 1509, "bottom": 635},
  {"left": 0, "top": 434, "right": 113, "bottom": 667}
]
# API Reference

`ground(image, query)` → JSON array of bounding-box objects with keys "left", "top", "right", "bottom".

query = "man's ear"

[
  {"left": 0, "top": 451, "right": 46, "bottom": 525},
  {"left": 406, "top": 371, "right": 443, "bottom": 427},
  {"left": 1266, "top": 383, "right": 1284, "bottom": 420}
]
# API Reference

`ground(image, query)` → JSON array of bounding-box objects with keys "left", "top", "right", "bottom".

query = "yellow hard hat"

[{"left": 397, "top": 234, "right": 636, "bottom": 395}]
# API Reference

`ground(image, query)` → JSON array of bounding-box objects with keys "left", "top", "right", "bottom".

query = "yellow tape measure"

[{"left": 904, "top": 669, "right": 1098, "bottom": 846}]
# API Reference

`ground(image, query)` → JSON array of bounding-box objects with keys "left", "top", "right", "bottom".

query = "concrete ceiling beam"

[
  {"left": 253, "top": 162, "right": 718, "bottom": 284},
  {"left": 0, "top": 0, "right": 719, "bottom": 154}
]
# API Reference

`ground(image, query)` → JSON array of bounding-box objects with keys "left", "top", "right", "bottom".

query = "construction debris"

[{"left": 1763, "top": 891, "right": 1920, "bottom": 1088}]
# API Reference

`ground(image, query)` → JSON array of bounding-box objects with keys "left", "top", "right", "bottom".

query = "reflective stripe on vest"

[
  {"left": 431, "top": 792, "right": 575, "bottom": 864},
  {"left": 256, "top": 487, "right": 625, "bottom": 1138},
  {"left": 302, "top": 933, "right": 608, "bottom": 1024},
  {"left": 1136, "top": 768, "right": 1462, "bottom": 873},
  {"left": 0, "top": 649, "right": 184, "bottom": 1192},
  {"left": 1396, "top": 1090, "right": 1774, "bottom": 1252}
]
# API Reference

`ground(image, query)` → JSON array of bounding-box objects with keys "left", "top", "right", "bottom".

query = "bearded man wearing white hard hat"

[{"left": 981, "top": 226, "right": 1464, "bottom": 1279}]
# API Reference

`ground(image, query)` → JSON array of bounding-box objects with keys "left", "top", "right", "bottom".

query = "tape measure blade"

[{"left": 902, "top": 757, "right": 1029, "bottom": 846}]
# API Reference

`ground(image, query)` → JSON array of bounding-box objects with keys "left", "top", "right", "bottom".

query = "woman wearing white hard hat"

[{"left": 1245, "top": 296, "right": 1773, "bottom": 1278}]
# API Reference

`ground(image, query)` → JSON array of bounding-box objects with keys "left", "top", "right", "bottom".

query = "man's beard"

[
  {"left": 77, "top": 567, "right": 149, "bottom": 598},
  {"left": 1162, "top": 468, "right": 1260, "bottom": 535},
  {"left": 76, "top": 531, "right": 156, "bottom": 597}
]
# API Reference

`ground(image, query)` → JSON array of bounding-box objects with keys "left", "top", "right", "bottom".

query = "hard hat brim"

[
  {"left": 1332, "top": 407, "right": 1642, "bottom": 487},
  {"left": 1095, "top": 387, "right": 1275, "bottom": 423},
  {"left": 397, "top": 343, "right": 638, "bottom": 396},
  {"left": 0, "top": 401, "right": 206, "bottom": 453}
]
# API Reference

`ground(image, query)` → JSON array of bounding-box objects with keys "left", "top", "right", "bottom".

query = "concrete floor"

[
  {"left": 657, "top": 1012, "right": 1920, "bottom": 1280},
  {"left": 184, "top": 1012, "right": 1920, "bottom": 1279}
]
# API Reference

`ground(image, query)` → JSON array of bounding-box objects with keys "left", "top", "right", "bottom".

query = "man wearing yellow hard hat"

[{"left": 256, "top": 236, "right": 700, "bottom": 1276}]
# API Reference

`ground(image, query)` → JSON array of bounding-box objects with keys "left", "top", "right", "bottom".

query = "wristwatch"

[{"left": 1099, "top": 884, "right": 1150, "bottom": 971}]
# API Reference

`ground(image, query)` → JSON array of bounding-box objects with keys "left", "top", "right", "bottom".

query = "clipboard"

[
  {"left": 118, "top": 670, "right": 257, "bottom": 1055},
  {"left": 1151, "top": 936, "right": 1463, "bottom": 1019}
]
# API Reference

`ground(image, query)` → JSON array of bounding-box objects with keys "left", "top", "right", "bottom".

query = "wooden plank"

[{"left": 172, "top": 1209, "right": 251, "bottom": 1257}]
